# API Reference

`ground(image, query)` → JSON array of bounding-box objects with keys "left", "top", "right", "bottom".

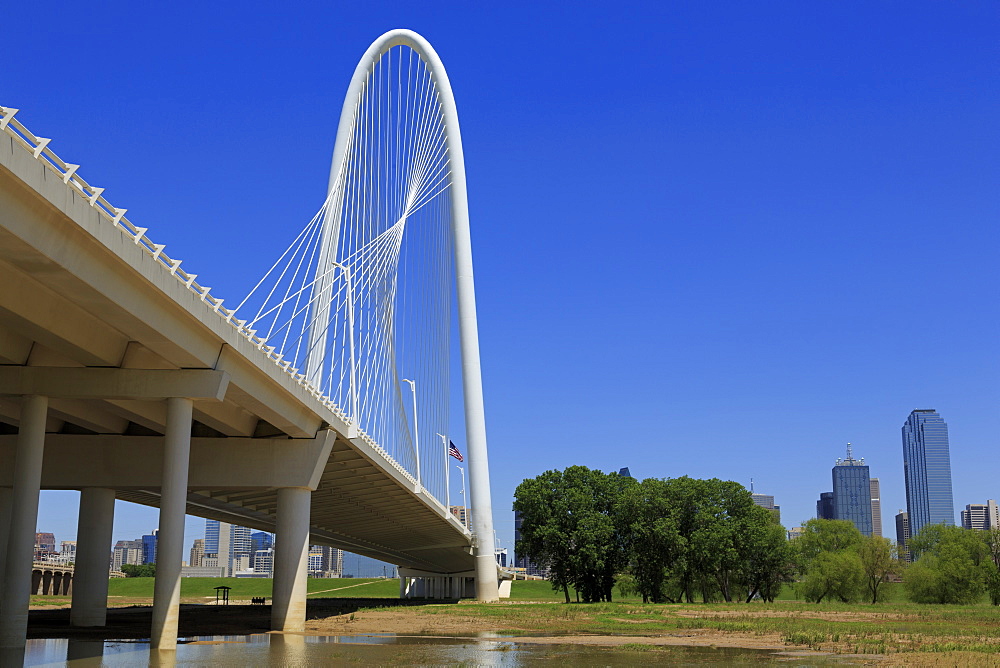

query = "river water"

[{"left": 20, "top": 633, "right": 855, "bottom": 666}]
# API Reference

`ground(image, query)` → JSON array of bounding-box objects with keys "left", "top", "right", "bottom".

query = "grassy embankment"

[
  {"left": 30, "top": 576, "right": 399, "bottom": 607},
  {"left": 107, "top": 576, "right": 400, "bottom": 599}
]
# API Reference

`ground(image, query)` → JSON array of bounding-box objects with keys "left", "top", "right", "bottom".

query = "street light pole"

[
  {"left": 437, "top": 433, "right": 449, "bottom": 509},
  {"left": 331, "top": 262, "right": 357, "bottom": 426},
  {"left": 401, "top": 378, "right": 420, "bottom": 491},
  {"left": 456, "top": 464, "right": 466, "bottom": 528}
]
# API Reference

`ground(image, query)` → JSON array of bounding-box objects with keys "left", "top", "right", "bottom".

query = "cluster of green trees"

[
  {"left": 121, "top": 563, "right": 156, "bottom": 577},
  {"left": 514, "top": 466, "right": 1000, "bottom": 606},
  {"left": 796, "top": 519, "right": 1000, "bottom": 605},
  {"left": 906, "top": 524, "right": 1000, "bottom": 605},
  {"left": 513, "top": 466, "right": 792, "bottom": 604}
]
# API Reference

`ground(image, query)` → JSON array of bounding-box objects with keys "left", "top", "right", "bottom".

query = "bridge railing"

[{"left": 0, "top": 107, "right": 418, "bottom": 489}]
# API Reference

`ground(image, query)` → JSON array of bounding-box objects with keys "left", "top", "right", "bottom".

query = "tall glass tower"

[
  {"left": 902, "top": 409, "right": 955, "bottom": 536},
  {"left": 832, "top": 444, "right": 873, "bottom": 536}
]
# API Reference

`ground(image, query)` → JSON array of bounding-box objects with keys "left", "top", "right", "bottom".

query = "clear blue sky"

[{"left": 6, "top": 1, "right": 998, "bottom": 557}]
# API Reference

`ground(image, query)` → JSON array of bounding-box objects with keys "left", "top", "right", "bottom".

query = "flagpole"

[{"left": 437, "top": 433, "right": 449, "bottom": 510}]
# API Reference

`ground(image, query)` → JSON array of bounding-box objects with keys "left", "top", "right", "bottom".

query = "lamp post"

[
  {"left": 437, "top": 433, "right": 449, "bottom": 509},
  {"left": 455, "top": 465, "right": 466, "bottom": 529},
  {"left": 332, "top": 262, "right": 357, "bottom": 425},
  {"left": 401, "top": 378, "right": 420, "bottom": 491}
]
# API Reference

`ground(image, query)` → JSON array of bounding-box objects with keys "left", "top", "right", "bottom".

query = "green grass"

[
  {"left": 107, "top": 577, "right": 400, "bottom": 599},
  {"left": 416, "top": 598, "right": 1000, "bottom": 656}
]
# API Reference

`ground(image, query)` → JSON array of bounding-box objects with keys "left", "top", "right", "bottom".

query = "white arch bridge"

[{"left": 0, "top": 29, "right": 500, "bottom": 652}]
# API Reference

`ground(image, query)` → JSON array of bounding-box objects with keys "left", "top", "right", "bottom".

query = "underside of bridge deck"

[{"left": 0, "top": 105, "right": 478, "bottom": 653}]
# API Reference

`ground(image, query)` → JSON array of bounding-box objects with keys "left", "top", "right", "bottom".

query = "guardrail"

[{"left": 0, "top": 107, "right": 417, "bottom": 488}]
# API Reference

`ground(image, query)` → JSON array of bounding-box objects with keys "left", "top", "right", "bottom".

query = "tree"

[
  {"left": 795, "top": 519, "right": 865, "bottom": 603},
  {"left": 984, "top": 528, "right": 1000, "bottom": 606},
  {"left": 621, "top": 477, "right": 683, "bottom": 603},
  {"left": 800, "top": 550, "right": 864, "bottom": 603},
  {"left": 797, "top": 519, "right": 865, "bottom": 563},
  {"left": 121, "top": 563, "right": 156, "bottom": 577},
  {"left": 513, "top": 466, "right": 636, "bottom": 602},
  {"left": 740, "top": 510, "right": 796, "bottom": 603},
  {"left": 857, "top": 535, "right": 895, "bottom": 603},
  {"left": 905, "top": 524, "right": 989, "bottom": 604}
]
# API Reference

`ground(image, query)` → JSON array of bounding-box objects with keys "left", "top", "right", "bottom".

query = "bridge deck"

[{"left": 0, "top": 120, "right": 473, "bottom": 574}]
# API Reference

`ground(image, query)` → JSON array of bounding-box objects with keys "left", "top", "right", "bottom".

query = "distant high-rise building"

[
  {"left": 817, "top": 492, "right": 835, "bottom": 520},
  {"left": 141, "top": 531, "right": 158, "bottom": 564},
  {"left": 112, "top": 539, "right": 143, "bottom": 571},
  {"left": 961, "top": 500, "right": 1000, "bottom": 531},
  {"left": 787, "top": 527, "right": 805, "bottom": 541},
  {"left": 751, "top": 493, "right": 781, "bottom": 523},
  {"left": 253, "top": 548, "right": 274, "bottom": 576},
  {"left": 250, "top": 531, "right": 273, "bottom": 555},
  {"left": 832, "top": 444, "right": 873, "bottom": 536},
  {"left": 514, "top": 508, "right": 546, "bottom": 577},
  {"left": 902, "top": 409, "right": 955, "bottom": 537},
  {"left": 232, "top": 525, "right": 252, "bottom": 563},
  {"left": 450, "top": 505, "right": 470, "bottom": 529},
  {"left": 870, "top": 478, "right": 883, "bottom": 537},
  {"left": 318, "top": 546, "right": 342, "bottom": 577},
  {"left": 189, "top": 538, "right": 205, "bottom": 568},
  {"left": 34, "top": 532, "right": 56, "bottom": 560},
  {"left": 204, "top": 519, "right": 255, "bottom": 576},
  {"left": 60, "top": 541, "right": 77, "bottom": 560},
  {"left": 895, "top": 510, "right": 911, "bottom": 562},
  {"left": 618, "top": 467, "right": 632, "bottom": 477},
  {"left": 308, "top": 546, "right": 325, "bottom": 575}
]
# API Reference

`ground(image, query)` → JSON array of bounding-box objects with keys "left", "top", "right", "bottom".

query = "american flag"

[{"left": 448, "top": 441, "right": 464, "bottom": 462}]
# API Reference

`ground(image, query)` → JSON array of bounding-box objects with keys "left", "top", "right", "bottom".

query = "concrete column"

[
  {"left": 50, "top": 572, "right": 61, "bottom": 596},
  {"left": 150, "top": 398, "right": 192, "bottom": 651},
  {"left": 30, "top": 571, "right": 40, "bottom": 595},
  {"left": 0, "top": 395, "right": 48, "bottom": 648},
  {"left": 398, "top": 577, "right": 406, "bottom": 599},
  {"left": 0, "top": 487, "right": 12, "bottom": 600},
  {"left": 271, "top": 487, "right": 310, "bottom": 632},
  {"left": 71, "top": 488, "right": 116, "bottom": 627}
]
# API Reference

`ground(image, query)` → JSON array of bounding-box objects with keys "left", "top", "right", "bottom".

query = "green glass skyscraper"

[{"left": 902, "top": 409, "right": 955, "bottom": 537}]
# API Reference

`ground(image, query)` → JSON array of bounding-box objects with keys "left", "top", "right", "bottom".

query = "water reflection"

[{"left": 24, "top": 633, "right": 845, "bottom": 666}]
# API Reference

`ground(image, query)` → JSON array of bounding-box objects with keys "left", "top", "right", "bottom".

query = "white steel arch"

[
  {"left": 237, "top": 29, "right": 498, "bottom": 601},
  {"left": 322, "top": 28, "right": 498, "bottom": 602}
]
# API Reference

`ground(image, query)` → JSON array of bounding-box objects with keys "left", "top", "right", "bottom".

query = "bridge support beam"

[
  {"left": 0, "top": 395, "right": 47, "bottom": 649},
  {"left": 0, "top": 486, "right": 11, "bottom": 600},
  {"left": 150, "top": 398, "right": 192, "bottom": 651},
  {"left": 71, "top": 487, "right": 115, "bottom": 627},
  {"left": 271, "top": 486, "right": 310, "bottom": 633}
]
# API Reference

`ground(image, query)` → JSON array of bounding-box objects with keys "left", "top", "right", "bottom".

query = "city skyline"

[{"left": 9, "top": 2, "right": 997, "bottom": 556}]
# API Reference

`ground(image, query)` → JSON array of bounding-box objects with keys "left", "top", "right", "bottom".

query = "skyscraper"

[
  {"left": 869, "top": 478, "right": 883, "bottom": 537},
  {"left": 189, "top": 538, "right": 205, "bottom": 568},
  {"left": 895, "top": 510, "right": 910, "bottom": 562},
  {"left": 832, "top": 444, "right": 873, "bottom": 536},
  {"left": 816, "top": 492, "right": 835, "bottom": 520},
  {"left": 902, "top": 409, "right": 955, "bottom": 536},
  {"left": 141, "top": 531, "right": 158, "bottom": 564}
]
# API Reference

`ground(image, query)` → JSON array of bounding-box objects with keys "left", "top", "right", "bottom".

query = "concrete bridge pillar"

[
  {"left": 271, "top": 486, "right": 310, "bottom": 632},
  {"left": 71, "top": 487, "right": 116, "bottom": 627},
  {"left": 150, "top": 397, "right": 193, "bottom": 651},
  {"left": 49, "top": 572, "right": 60, "bottom": 596},
  {"left": 0, "top": 487, "right": 11, "bottom": 600},
  {"left": 0, "top": 395, "right": 48, "bottom": 649}
]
